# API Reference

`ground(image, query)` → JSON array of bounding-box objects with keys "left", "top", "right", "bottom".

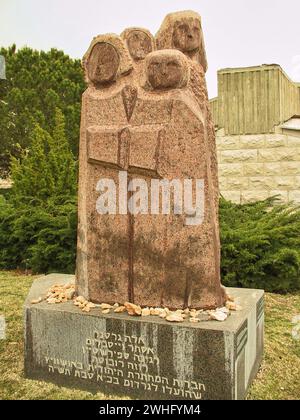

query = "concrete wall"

[{"left": 216, "top": 128, "right": 300, "bottom": 204}]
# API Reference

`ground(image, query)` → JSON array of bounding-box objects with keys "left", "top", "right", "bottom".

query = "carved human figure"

[
  {"left": 121, "top": 28, "right": 154, "bottom": 62},
  {"left": 77, "top": 34, "right": 136, "bottom": 303},
  {"left": 156, "top": 11, "right": 207, "bottom": 70},
  {"left": 77, "top": 35, "right": 173, "bottom": 306},
  {"left": 86, "top": 43, "right": 120, "bottom": 85},
  {"left": 156, "top": 11, "right": 220, "bottom": 252},
  {"left": 129, "top": 50, "right": 224, "bottom": 309},
  {"left": 146, "top": 51, "right": 187, "bottom": 89}
]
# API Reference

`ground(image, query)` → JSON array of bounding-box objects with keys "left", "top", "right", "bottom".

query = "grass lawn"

[{"left": 0, "top": 270, "right": 299, "bottom": 400}]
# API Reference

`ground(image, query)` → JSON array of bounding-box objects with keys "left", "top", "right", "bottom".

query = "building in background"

[{"left": 211, "top": 64, "right": 300, "bottom": 204}]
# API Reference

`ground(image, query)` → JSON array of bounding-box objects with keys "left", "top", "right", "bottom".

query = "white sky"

[{"left": 1, "top": 0, "right": 300, "bottom": 97}]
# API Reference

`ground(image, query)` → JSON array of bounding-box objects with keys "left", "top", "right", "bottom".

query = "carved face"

[
  {"left": 126, "top": 30, "right": 153, "bottom": 61},
  {"left": 87, "top": 43, "right": 120, "bottom": 85},
  {"left": 173, "top": 18, "right": 201, "bottom": 53},
  {"left": 147, "top": 54, "right": 185, "bottom": 90}
]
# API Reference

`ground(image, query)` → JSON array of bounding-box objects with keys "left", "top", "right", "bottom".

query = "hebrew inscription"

[{"left": 44, "top": 331, "right": 206, "bottom": 399}]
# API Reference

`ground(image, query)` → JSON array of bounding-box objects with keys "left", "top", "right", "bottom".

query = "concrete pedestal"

[{"left": 24, "top": 274, "right": 264, "bottom": 400}]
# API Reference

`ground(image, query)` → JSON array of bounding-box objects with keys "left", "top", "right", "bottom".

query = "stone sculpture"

[
  {"left": 76, "top": 12, "right": 225, "bottom": 309},
  {"left": 156, "top": 11, "right": 220, "bottom": 240}
]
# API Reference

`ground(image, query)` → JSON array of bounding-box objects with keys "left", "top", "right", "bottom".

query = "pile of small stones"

[
  {"left": 31, "top": 283, "right": 75, "bottom": 305},
  {"left": 32, "top": 284, "right": 242, "bottom": 323}
]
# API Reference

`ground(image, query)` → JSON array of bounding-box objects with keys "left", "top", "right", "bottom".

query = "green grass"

[{"left": 0, "top": 270, "right": 299, "bottom": 400}]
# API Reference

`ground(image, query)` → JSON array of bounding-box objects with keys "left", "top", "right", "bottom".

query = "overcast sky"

[{"left": 1, "top": 0, "right": 300, "bottom": 97}]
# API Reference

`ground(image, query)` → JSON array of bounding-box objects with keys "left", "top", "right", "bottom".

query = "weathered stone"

[
  {"left": 155, "top": 12, "right": 221, "bottom": 272},
  {"left": 100, "top": 303, "right": 113, "bottom": 310},
  {"left": 197, "top": 313, "right": 211, "bottom": 322},
  {"left": 31, "top": 297, "right": 43, "bottom": 305},
  {"left": 125, "top": 302, "right": 142, "bottom": 316},
  {"left": 166, "top": 313, "right": 184, "bottom": 323},
  {"left": 24, "top": 274, "right": 264, "bottom": 400},
  {"left": 65, "top": 289, "right": 75, "bottom": 300},
  {"left": 155, "top": 11, "right": 207, "bottom": 72},
  {"left": 76, "top": 296, "right": 86, "bottom": 304},
  {"left": 76, "top": 22, "right": 225, "bottom": 310},
  {"left": 86, "top": 302, "right": 96, "bottom": 309},
  {"left": 114, "top": 306, "right": 126, "bottom": 313},
  {"left": 189, "top": 317, "right": 199, "bottom": 323},
  {"left": 141, "top": 308, "right": 151, "bottom": 317},
  {"left": 226, "top": 302, "right": 242, "bottom": 312},
  {"left": 47, "top": 298, "right": 58, "bottom": 304},
  {"left": 145, "top": 50, "right": 188, "bottom": 90},
  {"left": 87, "top": 43, "right": 120, "bottom": 86},
  {"left": 209, "top": 311, "right": 228, "bottom": 322},
  {"left": 121, "top": 28, "right": 154, "bottom": 61},
  {"left": 101, "top": 309, "right": 110, "bottom": 314},
  {"left": 218, "top": 307, "right": 230, "bottom": 315}
]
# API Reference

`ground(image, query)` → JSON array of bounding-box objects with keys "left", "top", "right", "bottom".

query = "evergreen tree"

[
  {"left": 0, "top": 111, "right": 77, "bottom": 273},
  {"left": 0, "top": 45, "right": 85, "bottom": 177},
  {"left": 48, "top": 108, "right": 77, "bottom": 200},
  {"left": 10, "top": 108, "right": 77, "bottom": 206},
  {"left": 10, "top": 124, "right": 54, "bottom": 205}
]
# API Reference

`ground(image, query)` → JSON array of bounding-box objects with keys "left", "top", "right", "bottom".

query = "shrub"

[
  {"left": 220, "top": 197, "right": 300, "bottom": 292},
  {"left": 0, "top": 109, "right": 77, "bottom": 274},
  {"left": 0, "top": 196, "right": 77, "bottom": 273}
]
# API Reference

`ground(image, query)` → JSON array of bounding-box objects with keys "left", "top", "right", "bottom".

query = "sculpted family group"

[{"left": 76, "top": 11, "right": 227, "bottom": 312}]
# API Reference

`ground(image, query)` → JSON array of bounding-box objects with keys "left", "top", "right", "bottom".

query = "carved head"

[
  {"left": 121, "top": 28, "right": 154, "bottom": 61},
  {"left": 155, "top": 11, "right": 208, "bottom": 72},
  {"left": 83, "top": 34, "right": 133, "bottom": 86},
  {"left": 173, "top": 17, "right": 201, "bottom": 53},
  {"left": 87, "top": 43, "right": 120, "bottom": 85},
  {"left": 144, "top": 50, "right": 189, "bottom": 91}
]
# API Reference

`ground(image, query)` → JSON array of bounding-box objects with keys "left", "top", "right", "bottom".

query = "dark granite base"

[{"left": 24, "top": 274, "right": 264, "bottom": 400}]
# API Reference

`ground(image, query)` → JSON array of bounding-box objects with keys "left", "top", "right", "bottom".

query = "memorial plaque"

[{"left": 25, "top": 275, "right": 264, "bottom": 400}]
